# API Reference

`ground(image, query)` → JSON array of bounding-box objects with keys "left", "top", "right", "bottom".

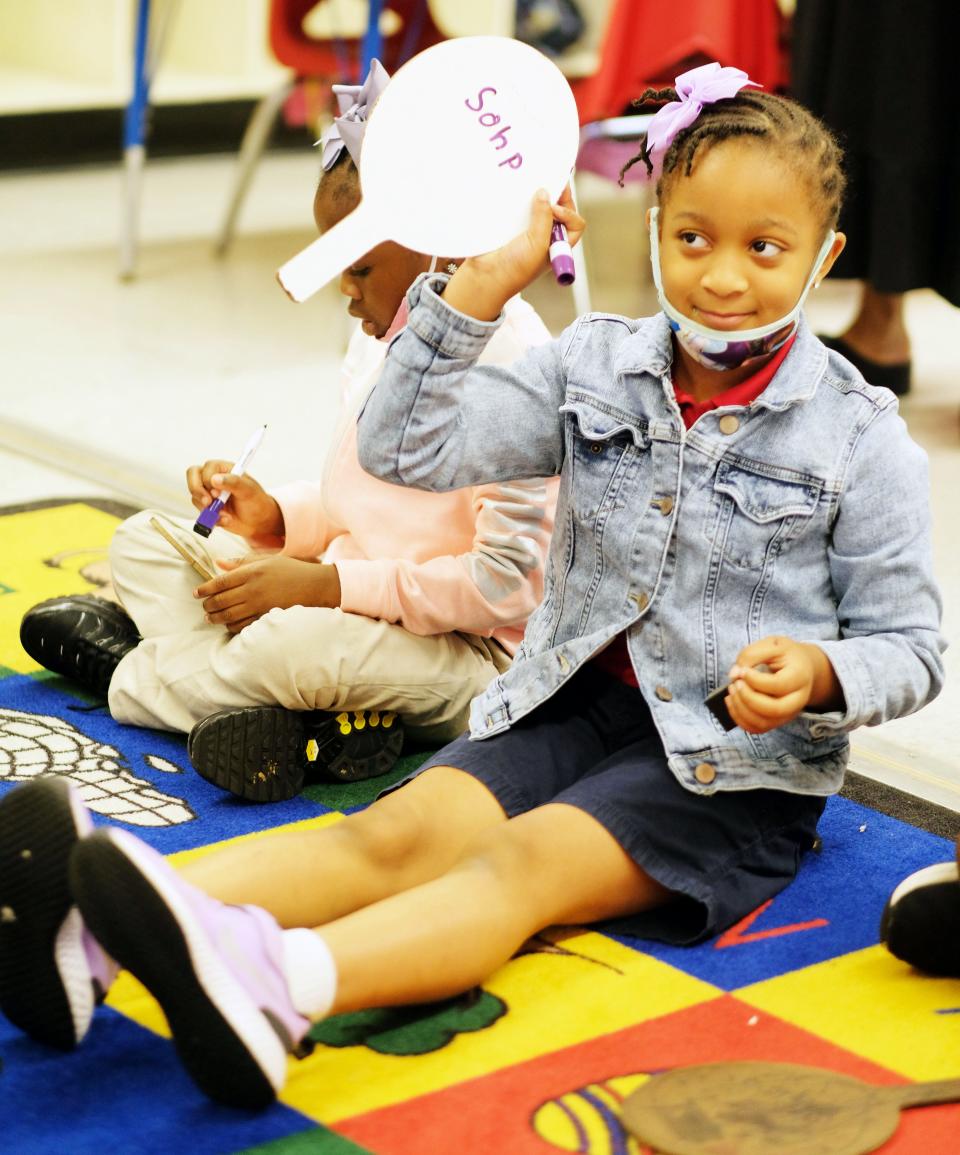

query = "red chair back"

[{"left": 269, "top": 0, "right": 446, "bottom": 84}]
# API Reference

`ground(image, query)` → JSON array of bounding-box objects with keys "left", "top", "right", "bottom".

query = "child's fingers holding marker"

[
  {"left": 444, "top": 187, "right": 586, "bottom": 318},
  {"left": 198, "top": 474, "right": 284, "bottom": 541},
  {"left": 553, "top": 186, "right": 586, "bottom": 247},
  {"left": 186, "top": 458, "right": 235, "bottom": 508}
]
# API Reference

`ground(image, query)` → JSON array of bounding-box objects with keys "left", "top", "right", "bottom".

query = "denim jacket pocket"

[
  {"left": 560, "top": 400, "right": 648, "bottom": 522},
  {"left": 704, "top": 458, "right": 822, "bottom": 571}
]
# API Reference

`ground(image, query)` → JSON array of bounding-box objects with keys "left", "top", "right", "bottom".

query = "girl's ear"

[{"left": 814, "top": 231, "right": 847, "bottom": 286}]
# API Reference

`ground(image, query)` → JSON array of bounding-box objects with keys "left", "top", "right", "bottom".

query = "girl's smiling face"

[{"left": 653, "top": 137, "right": 844, "bottom": 340}]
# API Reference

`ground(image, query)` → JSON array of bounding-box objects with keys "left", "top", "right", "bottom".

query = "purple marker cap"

[
  {"left": 193, "top": 499, "right": 223, "bottom": 538},
  {"left": 549, "top": 221, "right": 575, "bottom": 286}
]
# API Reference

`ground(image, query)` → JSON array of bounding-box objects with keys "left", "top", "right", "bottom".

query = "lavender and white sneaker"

[
  {"left": 0, "top": 778, "right": 117, "bottom": 1049},
  {"left": 69, "top": 828, "right": 313, "bottom": 1109}
]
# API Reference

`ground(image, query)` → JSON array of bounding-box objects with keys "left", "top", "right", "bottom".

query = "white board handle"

[{"left": 276, "top": 201, "right": 382, "bottom": 303}]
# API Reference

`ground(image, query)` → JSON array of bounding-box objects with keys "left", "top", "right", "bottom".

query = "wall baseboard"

[{"left": 0, "top": 100, "right": 309, "bottom": 171}]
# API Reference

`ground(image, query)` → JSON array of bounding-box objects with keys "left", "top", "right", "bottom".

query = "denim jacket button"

[
  {"left": 694, "top": 761, "right": 717, "bottom": 784},
  {"left": 719, "top": 415, "right": 740, "bottom": 435},
  {"left": 630, "top": 591, "right": 649, "bottom": 611},
  {"left": 654, "top": 496, "right": 675, "bottom": 516},
  {"left": 655, "top": 685, "right": 673, "bottom": 701}
]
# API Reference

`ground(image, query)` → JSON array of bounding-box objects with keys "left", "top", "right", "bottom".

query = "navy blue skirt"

[{"left": 392, "top": 665, "right": 826, "bottom": 945}]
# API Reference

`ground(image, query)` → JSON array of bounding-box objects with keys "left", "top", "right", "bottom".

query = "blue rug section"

[
  {"left": 0, "top": 1009, "right": 317, "bottom": 1155},
  {"left": 0, "top": 674, "right": 332, "bottom": 853},
  {"left": 612, "top": 794, "right": 955, "bottom": 989}
]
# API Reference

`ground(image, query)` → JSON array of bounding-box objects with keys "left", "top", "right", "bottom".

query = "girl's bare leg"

[
  {"left": 178, "top": 766, "right": 507, "bottom": 927},
  {"left": 320, "top": 799, "right": 673, "bottom": 1014}
]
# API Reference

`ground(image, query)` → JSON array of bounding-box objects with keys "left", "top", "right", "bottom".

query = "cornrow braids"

[{"left": 620, "top": 86, "right": 846, "bottom": 232}]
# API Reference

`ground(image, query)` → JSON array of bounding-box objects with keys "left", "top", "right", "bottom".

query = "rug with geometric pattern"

[{"left": 1, "top": 498, "right": 958, "bottom": 1154}]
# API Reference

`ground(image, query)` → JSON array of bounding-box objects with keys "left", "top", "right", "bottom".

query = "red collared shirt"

[{"left": 592, "top": 337, "right": 796, "bottom": 688}]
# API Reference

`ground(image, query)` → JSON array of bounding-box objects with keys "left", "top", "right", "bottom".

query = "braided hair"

[
  {"left": 317, "top": 146, "right": 360, "bottom": 209},
  {"left": 621, "top": 87, "right": 846, "bottom": 232}
]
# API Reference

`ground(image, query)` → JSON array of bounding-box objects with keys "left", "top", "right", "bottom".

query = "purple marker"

[
  {"left": 549, "top": 221, "right": 575, "bottom": 286},
  {"left": 193, "top": 424, "right": 267, "bottom": 537}
]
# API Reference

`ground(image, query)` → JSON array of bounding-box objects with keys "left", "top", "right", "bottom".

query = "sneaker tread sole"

[
  {"left": 70, "top": 831, "right": 284, "bottom": 1109},
  {"left": 190, "top": 708, "right": 404, "bottom": 802}
]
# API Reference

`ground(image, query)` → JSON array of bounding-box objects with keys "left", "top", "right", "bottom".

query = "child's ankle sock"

[{"left": 280, "top": 927, "right": 338, "bottom": 1019}]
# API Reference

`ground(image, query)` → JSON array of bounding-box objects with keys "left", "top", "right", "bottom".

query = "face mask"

[
  {"left": 380, "top": 253, "right": 441, "bottom": 343},
  {"left": 379, "top": 296, "right": 409, "bottom": 342},
  {"left": 648, "top": 207, "right": 835, "bottom": 371}
]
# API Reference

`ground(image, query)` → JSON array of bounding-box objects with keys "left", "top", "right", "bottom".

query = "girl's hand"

[
  {"left": 194, "top": 554, "right": 341, "bottom": 634},
  {"left": 443, "top": 186, "right": 585, "bottom": 321},
  {"left": 723, "top": 636, "right": 844, "bottom": 734},
  {"left": 185, "top": 459, "right": 285, "bottom": 542}
]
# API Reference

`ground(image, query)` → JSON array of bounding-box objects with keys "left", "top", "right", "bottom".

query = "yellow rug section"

[
  {"left": 282, "top": 932, "right": 720, "bottom": 1124},
  {"left": 0, "top": 503, "right": 119, "bottom": 672},
  {"left": 739, "top": 944, "right": 960, "bottom": 1082}
]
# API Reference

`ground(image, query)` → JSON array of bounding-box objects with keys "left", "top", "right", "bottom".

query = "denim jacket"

[{"left": 357, "top": 275, "right": 946, "bottom": 797}]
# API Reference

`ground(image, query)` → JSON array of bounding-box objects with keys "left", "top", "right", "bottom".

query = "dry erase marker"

[
  {"left": 549, "top": 221, "right": 575, "bottom": 286},
  {"left": 193, "top": 424, "right": 267, "bottom": 537}
]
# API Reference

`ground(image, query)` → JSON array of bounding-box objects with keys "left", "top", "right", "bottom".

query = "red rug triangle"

[{"left": 715, "top": 899, "right": 829, "bottom": 948}]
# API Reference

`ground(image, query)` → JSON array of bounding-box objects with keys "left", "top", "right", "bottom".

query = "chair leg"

[
  {"left": 119, "top": 143, "right": 146, "bottom": 282},
  {"left": 214, "top": 78, "right": 296, "bottom": 257},
  {"left": 119, "top": 0, "right": 152, "bottom": 281}
]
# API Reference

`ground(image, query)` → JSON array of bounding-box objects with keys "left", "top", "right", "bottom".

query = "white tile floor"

[{"left": 2, "top": 152, "right": 958, "bottom": 809}]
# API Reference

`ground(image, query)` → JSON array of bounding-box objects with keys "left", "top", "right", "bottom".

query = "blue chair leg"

[{"left": 119, "top": 0, "right": 152, "bottom": 281}]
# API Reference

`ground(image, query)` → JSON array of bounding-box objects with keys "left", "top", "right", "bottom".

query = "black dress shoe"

[
  {"left": 19, "top": 596, "right": 141, "bottom": 696},
  {"left": 819, "top": 334, "right": 911, "bottom": 395},
  {"left": 187, "top": 706, "right": 405, "bottom": 802}
]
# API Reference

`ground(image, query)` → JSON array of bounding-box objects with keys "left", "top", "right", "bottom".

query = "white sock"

[{"left": 280, "top": 928, "right": 338, "bottom": 1020}]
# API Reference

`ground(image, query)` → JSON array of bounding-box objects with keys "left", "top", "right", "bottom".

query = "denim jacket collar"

[{"left": 614, "top": 313, "right": 828, "bottom": 413}]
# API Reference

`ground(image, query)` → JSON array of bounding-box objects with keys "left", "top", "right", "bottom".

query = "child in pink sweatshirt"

[{"left": 18, "top": 62, "right": 556, "bottom": 800}]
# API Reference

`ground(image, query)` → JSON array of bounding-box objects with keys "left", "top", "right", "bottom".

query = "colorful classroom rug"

[{"left": 1, "top": 497, "right": 959, "bottom": 1154}]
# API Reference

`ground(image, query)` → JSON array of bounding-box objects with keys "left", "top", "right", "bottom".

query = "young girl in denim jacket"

[{"left": 0, "top": 66, "right": 945, "bottom": 1108}]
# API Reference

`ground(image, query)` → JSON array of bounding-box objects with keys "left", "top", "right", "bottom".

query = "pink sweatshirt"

[{"left": 268, "top": 296, "right": 557, "bottom": 655}]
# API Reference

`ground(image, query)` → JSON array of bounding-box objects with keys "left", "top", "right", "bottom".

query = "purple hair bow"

[
  {"left": 318, "top": 58, "right": 391, "bottom": 171},
  {"left": 644, "top": 62, "right": 760, "bottom": 176}
]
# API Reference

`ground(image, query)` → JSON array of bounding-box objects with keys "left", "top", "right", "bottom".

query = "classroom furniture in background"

[
  {"left": 215, "top": 0, "right": 449, "bottom": 257},
  {"left": 118, "top": 0, "right": 521, "bottom": 279},
  {"left": 569, "top": 0, "right": 787, "bottom": 125},
  {"left": 120, "top": 0, "right": 443, "bottom": 278}
]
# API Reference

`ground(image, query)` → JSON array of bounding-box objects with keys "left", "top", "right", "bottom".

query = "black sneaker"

[
  {"left": 187, "top": 707, "right": 405, "bottom": 802},
  {"left": 0, "top": 778, "right": 117, "bottom": 1049},
  {"left": 19, "top": 596, "right": 140, "bottom": 696},
  {"left": 880, "top": 857, "right": 960, "bottom": 977}
]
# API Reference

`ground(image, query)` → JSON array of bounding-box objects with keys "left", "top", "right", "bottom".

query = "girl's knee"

[
  {"left": 453, "top": 818, "right": 549, "bottom": 889},
  {"left": 340, "top": 767, "right": 508, "bottom": 877},
  {"left": 337, "top": 790, "right": 441, "bottom": 872},
  {"left": 109, "top": 509, "right": 158, "bottom": 568}
]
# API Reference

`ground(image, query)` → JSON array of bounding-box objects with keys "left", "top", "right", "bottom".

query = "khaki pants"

[{"left": 107, "top": 511, "right": 511, "bottom": 738}]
